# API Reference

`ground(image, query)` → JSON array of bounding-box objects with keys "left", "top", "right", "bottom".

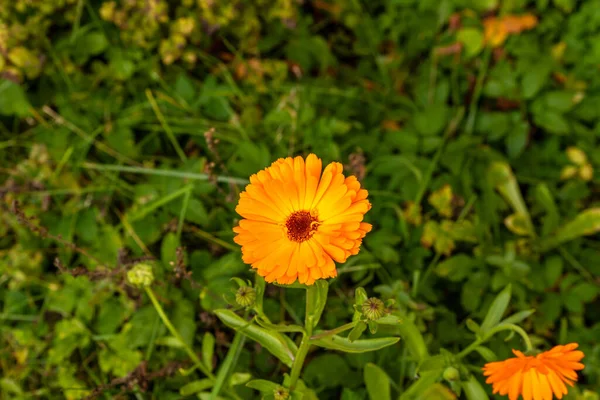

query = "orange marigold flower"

[
  {"left": 482, "top": 343, "right": 585, "bottom": 400},
  {"left": 233, "top": 154, "right": 372, "bottom": 285}
]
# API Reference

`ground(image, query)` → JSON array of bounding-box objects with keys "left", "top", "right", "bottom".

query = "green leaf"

[
  {"left": 364, "top": 363, "right": 391, "bottom": 400},
  {"left": 202, "top": 332, "right": 215, "bottom": 372},
  {"left": 533, "top": 110, "right": 570, "bottom": 135},
  {"left": 180, "top": 379, "right": 213, "bottom": 396},
  {"left": 246, "top": 379, "right": 280, "bottom": 393},
  {"left": 161, "top": 232, "right": 180, "bottom": 267},
  {"left": 436, "top": 254, "right": 476, "bottom": 282},
  {"left": 418, "top": 355, "right": 446, "bottom": 372},
  {"left": 466, "top": 319, "right": 480, "bottom": 334},
  {"left": 0, "top": 80, "right": 31, "bottom": 117},
  {"left": 539, "top": 208, "right": 600, "bottom": 251},
  {"left": 311, "top": 335, "right": 399, "bottom": 353},
  {"left": 480, "top": 284, "right": 512, "bottom": 334},
  {"left": 571, "top": 283, "right": 599, "bottom": 303},
  {"left": 457, "top": 28, "right": 484, "bottom": 58},
  {"left": 521, "top": 64, "right": 551, "bottom": 99},
  {"left": 462, "top": 376, "right": 489, "bottom": 400},
  {"left": 304, "top": 354, "right": 350, "bottom": 389},
  {"left": 230, "top": 372, "right": 251, "bottom": 386},
  {"left": 377, "top": 315, "right": 428, "bottom": 362},
  {"left": 255, "top": 318, "right": 305, "bottom": 333},
  {"left": 488, "top": 162, "right": 534, "bottom": 235},
  {"left": 214, "top": 309, "right": 297, "bottom": 367},
  {"left": 306, "top": 280, "right": 328, "bottom": 329},
  {"left": 535, "top": 183, "right": 560, "bottom": 236},
  {"left": 474, "top": 346, "right": 497, "bottom": 362},
  {"left": 348, "top": 321, "right": 367, "bottom": 342},
  {"left": 414, "top": 104, "right": 449, "bottom": 136},
  {"left": 504, "top": 213, "right": 531, "bottom": 236},
  {"left": 544, "top": 91, "right": 578, "bottom": 112},
  {"left": 500, "top": 309, "right": 535, "bottom": 326},
  {"left": 399, "top": 371, "right": 443, "bottom": 400}
]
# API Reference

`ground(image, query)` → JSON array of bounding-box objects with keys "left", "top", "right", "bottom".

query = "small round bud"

[
  {"left": 361, "top": 297, "right": 386, "bottom": 321},
  {"left": 235, "top": 286, "right": 256, "bottom": 308},
  {"left": 443, "top": 366, "right": 460, "bottom": 382},
  {"left": 127, "top": 263, "right": 154, "bottom": 288},
  {"left": 273, "top": 386, "right": 289, "bottom": 400}
]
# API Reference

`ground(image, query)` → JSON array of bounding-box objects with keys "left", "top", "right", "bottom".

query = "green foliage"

[{"left": 2, "top": 0, "right": 600, "bottom": 398}]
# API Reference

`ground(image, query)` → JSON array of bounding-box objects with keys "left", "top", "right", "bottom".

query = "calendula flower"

[
  {"left": 482, "top": 343, "right": 585, "bottom": 400},
  {"left": 233, "top": 154, "right": 372, "bottom": 285}
]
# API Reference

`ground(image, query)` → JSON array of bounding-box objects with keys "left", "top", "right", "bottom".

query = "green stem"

[
  {"left": 465, "top": 47, "right": 492, "bottom": 135},
  {"left": 310, "top": 321, "right": 357, "bottom": 340},
  {"left": 211, "top": 328, "right": 246, "bottom": 400},
  {"left": 288, "top": 331, "right": 312, "bottom": 391},
  {"left": 145, "top": 287, "right": 213, "bottom": 378},
  {"left": 288, "top": 294, "right": 317, "bottom": 390}
]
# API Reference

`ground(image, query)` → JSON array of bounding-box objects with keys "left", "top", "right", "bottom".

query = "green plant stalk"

[
  {"left": 145, "top": 287, "right": 213, "bottom": 378},
  {"left": 288, "top": 330, "right": 312, "bottom": 390},
  {"left": 288, "top": 294, "right": 317, "bottom": 390},
  {"left": 211, "top": 328, "right": 246, "bottom": 400},
  {"left": 465, "top": 47, "right": 492, "bottom": 135}
]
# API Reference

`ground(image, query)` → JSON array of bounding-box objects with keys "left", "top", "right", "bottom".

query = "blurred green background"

[{"left": 1, "top": 0, "right": 600, "bottom": 398}]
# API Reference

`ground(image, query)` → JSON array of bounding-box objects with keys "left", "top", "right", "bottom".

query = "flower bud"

[
  {"left": 126, "top": 263, "right": 154, "bottom": 288},
  {"left": 273, "top": 386, "right": 289, "bottom": 400},
  {"left": 361, "top": 297, "right": 386, "bottom": 321},
  {"left": 235, "top": 286, "right": 256, "bottom": 308},
  {"left": 443, "top": 366, "right": 460, "bottom": 382}
]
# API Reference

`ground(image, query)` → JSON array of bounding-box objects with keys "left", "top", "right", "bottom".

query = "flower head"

[
  {"left": 482, "top": 343, "right": 585, "bottom": 400},
  {"left": 235, "top": 286, "right": 256, "bottom": 307},
  {"left": 361, "top": 297, "right": 386, "bottom": 321},
  {"left": 273, "top": 386, "right": 289, "bottom": 400},
  {"left": 126, "top": 263, "right": 154, "bottom": 288},
  {"left": 233, "top": 154, "right": 372, "bottom": 285}
]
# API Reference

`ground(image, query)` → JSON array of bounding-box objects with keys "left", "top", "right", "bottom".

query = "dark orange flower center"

[{"left": 285, "top": 211, "right": 319, "bottom": 242}]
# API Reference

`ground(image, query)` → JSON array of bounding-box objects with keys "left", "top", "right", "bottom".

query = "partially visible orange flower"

[
  {"left": 233, "top": 154, "right": 372, "bottom": 285},
  {"left": 484, "top": 14, "right": 538, "bottom": 47},
  {"left": 482, "top": 343, "right": 585, "bottom": 400}
]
